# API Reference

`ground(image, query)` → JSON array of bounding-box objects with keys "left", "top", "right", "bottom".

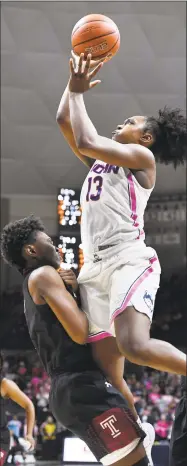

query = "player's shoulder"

[
  {"left": 134, "top": 144, "right": 155, "bottom": 161},
  {"left": 29, "top": 266, "right": 58, "bottom": 288}
]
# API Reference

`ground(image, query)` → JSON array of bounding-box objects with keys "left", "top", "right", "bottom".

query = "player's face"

[
  {"left": 34, "top": 232, "right": 61, "bottom": 269},
  {"left": 112, "top": 115, "right": 148, "bottom": 145}
]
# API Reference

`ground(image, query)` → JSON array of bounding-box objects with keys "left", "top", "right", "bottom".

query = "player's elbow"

[
  {"left": 73, "top": 333, "right": 87, "bottom": 345},
  {"left": 25, "top": 400, "right": 34, "bottom": 412},
  {"left": 72, "top": 319, "right": 89, "bottom": 345},
  {"left": 56, "top": 112, "right": 70, "bottom": 127},
  {"left": 77, "top": 137, "right": 96, "bottom": 155}
]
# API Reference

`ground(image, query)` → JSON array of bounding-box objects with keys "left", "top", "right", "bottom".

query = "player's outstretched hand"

[
  {"left": 58, "top": 268, "right": 78, "bottom": 292},
  {"left": 69, "top": 53, "right": 103, "bottom": 93},
  {"left": 71, "top": 50, "right": 105, "bottom": 70}
]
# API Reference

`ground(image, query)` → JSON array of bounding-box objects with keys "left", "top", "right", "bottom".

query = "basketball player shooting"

[
  {"left": 56, "top": 53, "right": 186, "bottom": 384},
  {"left": 1, "top": 216, "right": 152, "bottom": 466}
]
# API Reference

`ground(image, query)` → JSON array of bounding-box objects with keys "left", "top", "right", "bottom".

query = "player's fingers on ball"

[
  {"left": 89, "top": 62, "right": 103, "bottom": 79},
  {"left": 104, "top": 53, "right": 112, "bottom": 62},
  {"left": 78, "top": 53, "right": 84, "bottom": 74},
  {"left": 94, "top": 57, "right": 106, "bottom": 66},
  {"left": 71, "top": 50, "right": 77, "bottom": 68},
  {"left": 69, "top": 58, "right": 75, "bottom": 75},
  {"left": 84, "top": 54, "right": 91, "bottom": 72},
  {"left": 71, "top": 50, "right": 78, "bottom": 60}
]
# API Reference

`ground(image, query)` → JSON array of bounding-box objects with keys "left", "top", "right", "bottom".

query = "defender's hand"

[{"left": 58, "top": 268, "right": 78, "bottom": 293}]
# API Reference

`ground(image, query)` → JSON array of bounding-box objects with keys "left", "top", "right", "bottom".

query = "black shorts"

[
  {"left": 169, "top": 394, "right": 187, "bottom": 466},
  {"left": 0, "top": 429, "right": 10, "bottom": 466},
  {"left": 50, "top": 371, "right": 145, "bottom": 465}
]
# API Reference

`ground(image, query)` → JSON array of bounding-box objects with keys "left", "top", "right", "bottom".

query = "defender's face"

[
  {"left": 35, "top": 231, "right": 61, "bottom": 269},
  {"left": 112, "top": 115, "right": 147, "bottom": 144}
]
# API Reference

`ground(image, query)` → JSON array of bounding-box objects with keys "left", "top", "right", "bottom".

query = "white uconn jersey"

[{"left": 80, "top": 161, "right": 153, "bottom": 259}]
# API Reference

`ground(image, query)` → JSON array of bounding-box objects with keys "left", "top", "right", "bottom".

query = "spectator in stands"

[
  {"left": 17, "top": 361, "right": 27, "bottom": 377},
  {"left": 35, "top": 386, "right": 49, "bottom": 421},
  {"left": 8, "top": 415, "right": 22, "bottom": 438},
  {"left": 155, "top": 413, "right": 171, "bottom": 440},
  {"left": 30, "top": 374, "right": 42, "bottom": 396},
  {"left": 149, "top": 384, "right": 161, "bottom": 404},
  {"left": 40, "top": 416, "right": 57, "bottom": 460},
  {"left": 142, "top": 406, "right": 155, "bottom": 426},
  {"left": 25, "top": 382, "right": 34, "bottom": 400},
  {"left": 31, "top": 362, "right": 42, "bottom": 378}
]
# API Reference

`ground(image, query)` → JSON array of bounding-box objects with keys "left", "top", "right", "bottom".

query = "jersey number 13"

[{"left": 86, "top": 176, "right": 103, "bottom": 202}]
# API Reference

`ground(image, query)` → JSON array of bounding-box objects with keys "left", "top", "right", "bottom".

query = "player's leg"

[
  {"left": 91, "top": 336, "right": 138, "bottom": 420},
  {"left": 108, "top": 256, "right": 186, "bottom": 376},
  {"left": 114, "top": 307, "right": 186, "bottom": 375},
  {"left": 111, "top": 443, "right": 149, "bottom": 466},
  {"left": 91, "top": 335, "right": 155, "bottom": 466},
  {"left": 83, "top": 292, "right": 139, "bottom": 419},
  {"left": 78, "top": 260, "right": 138, "bottom": 419},
  {"left": 51, "top": 371, "right": 149, "bottom": 466}
]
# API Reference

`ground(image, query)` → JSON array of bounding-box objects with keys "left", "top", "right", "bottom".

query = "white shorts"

[{"left": 78, "top": 243, "right": 161, "bottom": 342}]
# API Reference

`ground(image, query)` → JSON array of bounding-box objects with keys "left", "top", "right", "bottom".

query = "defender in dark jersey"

[
  {"left": 169, "top": 376, "right": 187, "bottom": 466},
  {"left": 0, "top": 353, "right": 35, "bottom": 465},
  {"left": 1, "top": 216, "right": 150, "bottom": 466}
]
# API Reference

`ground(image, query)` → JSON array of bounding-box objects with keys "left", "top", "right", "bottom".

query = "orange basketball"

[{"left": 71, "top": 14, "right": 120, "bottom": 60}]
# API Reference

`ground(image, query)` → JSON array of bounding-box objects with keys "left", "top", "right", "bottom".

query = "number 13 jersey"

[{"left": 80, "top": 161, "right": 154, "bottom": 260}]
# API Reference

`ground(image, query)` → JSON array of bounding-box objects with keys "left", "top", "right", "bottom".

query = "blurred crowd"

[
  {"left": 1, "top": 354, "right": 66, "bottom": 461},
  {"left": 126, "top": 370, "right": 182, "bottom": 441}
]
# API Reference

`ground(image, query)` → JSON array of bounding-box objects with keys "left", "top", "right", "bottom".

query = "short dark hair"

[
  {"left": 1, "top": 215, "right": 45, "bottom": 272},
  {"left": 146, "top": 107, "right": 186, "bottom": 168}
]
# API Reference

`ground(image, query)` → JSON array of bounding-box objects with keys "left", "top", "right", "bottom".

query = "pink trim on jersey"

[
  {"left": 127, "top": 172, "right": 144, "bottom": 237},
  {"left": 127, "top": 172, "right": 137, "bottom": 213},
  {"left": 87, "top": 331, "right": 112, "bottom": 343},
  {"left": 111, "top": 256, "right": 158, "bottom": 323},
  {"left": 127, "top": 173, "right": 139, "bottom": 227}
]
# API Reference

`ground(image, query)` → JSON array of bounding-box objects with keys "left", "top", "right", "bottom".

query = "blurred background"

[{"left": 1, "top": 2, "right": 186, "bottom": 466}]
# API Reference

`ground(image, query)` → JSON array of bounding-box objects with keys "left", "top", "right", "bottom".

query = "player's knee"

[{"left": 118, "top": 337, "right": 149, "bottom": 365}]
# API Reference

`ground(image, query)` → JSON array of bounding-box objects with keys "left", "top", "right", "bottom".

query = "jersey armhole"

[{"left": 123, "top": 167, "right": 155, "bottom": 191}]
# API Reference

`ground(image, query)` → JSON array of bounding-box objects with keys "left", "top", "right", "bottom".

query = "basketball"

[{"left": 71, "top": 14, "right": 120, "bottom": 60}]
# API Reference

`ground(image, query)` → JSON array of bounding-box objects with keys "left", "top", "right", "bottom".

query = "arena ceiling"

[{"left": 1, "top": 1, "right": 186, "bottom": 196}]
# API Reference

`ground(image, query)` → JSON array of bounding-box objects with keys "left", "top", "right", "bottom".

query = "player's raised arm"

[
  {"left": 32, "top": 266, "right": 88, "bottom": 344},
  {"left": 56, "top": 53, "right": 104, "bottom": 169},
  {"left": 56, "top": 83, "right": 94, "bottom": 168},
  {"left": 68, "top": 54, "right": 155, "bottom": 170}
]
